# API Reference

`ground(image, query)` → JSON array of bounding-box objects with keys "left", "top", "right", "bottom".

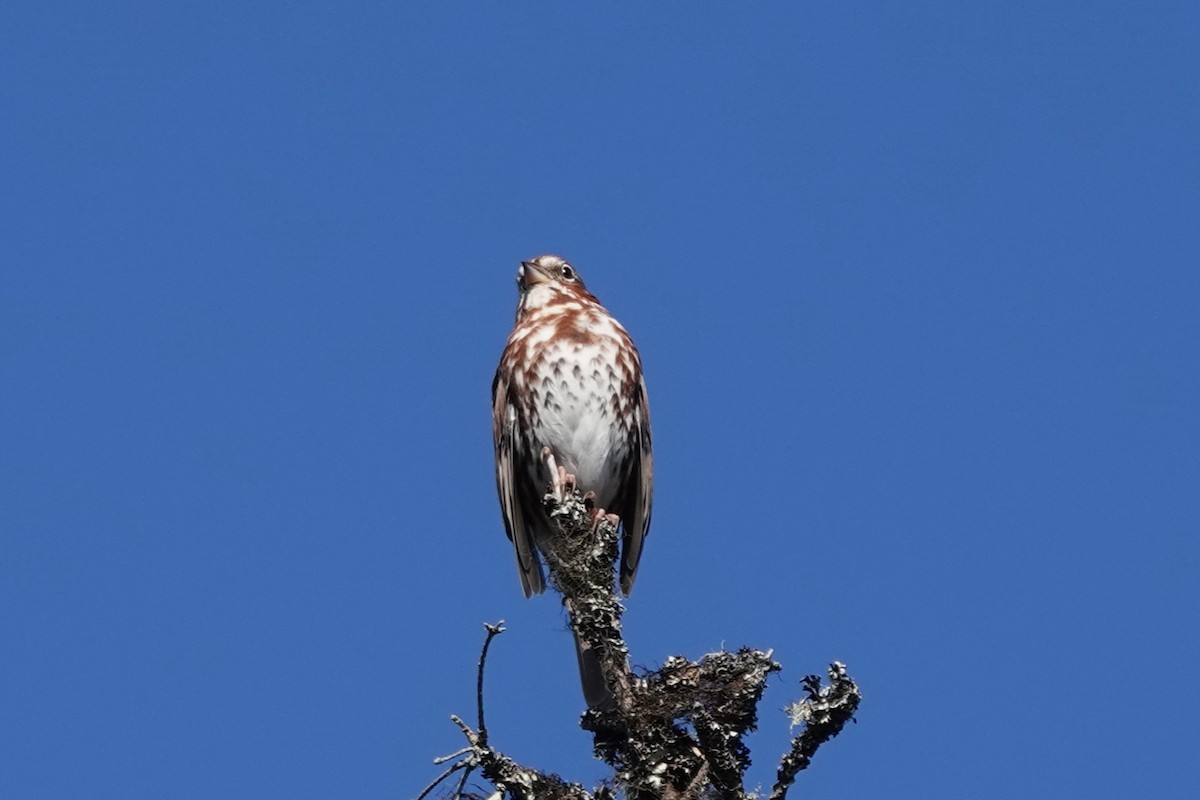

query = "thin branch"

[
  {"left": 416, "top": 760, "right": 469, "bottom": 800},
  {"left": 477, "top": 621, "right": 506, "bottom": 745},
  {"left": 416, "top": 624, "right": 506, "bottom": 800},
  {"left": 770, "top": 662, "right": 862, "bottom": 800},
  {"left": 452, "top": 762, "right": 473, "bottom": 800},
  {"left": 434, "top": 747, "right": 474, "bottom": 765}
]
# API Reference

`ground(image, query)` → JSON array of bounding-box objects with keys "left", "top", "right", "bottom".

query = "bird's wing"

[
  {"left": 492, "top": 366, "right": 545, "bottom": 597},
  {"left": 618, "top": 372, "right": 653, "bottom": 596}
]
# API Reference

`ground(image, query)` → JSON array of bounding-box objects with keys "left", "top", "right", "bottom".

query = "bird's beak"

[{"left": 519, "top": 260, "right": 552, "bottom": 288}]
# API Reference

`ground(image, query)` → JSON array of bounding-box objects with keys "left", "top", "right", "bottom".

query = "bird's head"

[
  {"left": 518, "top": 254, "right": 587, "bottom": 292},
  {"left": 514, "top": 254, "right": 598, "bottom": 319}
]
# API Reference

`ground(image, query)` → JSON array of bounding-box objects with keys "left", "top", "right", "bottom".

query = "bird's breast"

[{"left": 516, "top": 315, "right": 636, "bottom": 500}]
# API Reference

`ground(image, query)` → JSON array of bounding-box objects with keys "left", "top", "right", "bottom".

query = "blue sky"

[{"left": 2, "top": 2, "right": 1198, "bottom": 797}]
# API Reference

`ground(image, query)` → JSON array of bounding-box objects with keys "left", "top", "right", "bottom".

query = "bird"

[{"left": 492, "top": 254, "right": 653, "bottom": 707}]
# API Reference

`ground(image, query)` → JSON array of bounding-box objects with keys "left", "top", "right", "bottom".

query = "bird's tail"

[
  {"left": 572, "top": 625, "right": 616, "bottom": 711},
  {"left": 566, "top": 595, "right": 616, "bottom": 710}
]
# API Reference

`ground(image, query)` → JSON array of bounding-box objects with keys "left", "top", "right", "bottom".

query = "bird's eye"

[{"left": 561, "top": 265, "right": 575, "bottom": 281}]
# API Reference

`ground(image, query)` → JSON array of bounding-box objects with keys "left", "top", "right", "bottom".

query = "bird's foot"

[
  {"left": 540, "top": 446, "right": 576, "bottom": 502},
  {"left": 559, "top": 467, "right": 576, "bottom": 497},
  {"left": 589, "top": 507, "right": 620, "bottom": 533},
  {"left": 541, "top": 447, "right": 563, "bottom": 501}
]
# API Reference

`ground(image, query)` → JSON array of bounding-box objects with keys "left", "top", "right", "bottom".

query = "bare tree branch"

[
  {"left": 416, "top": 760, "right": 470, "bottom": 800},
  {"left": 477, "top": 621, "right": 505, "bottom": 746},
  {"left": 770, "top": 662, "right": 862, "bottom": 800},
  {"left": 540, "top": 493, "right": 634, "bottom": 713},
  {"left": 421, "top": 491, "right": 861, "bottom": 799}
]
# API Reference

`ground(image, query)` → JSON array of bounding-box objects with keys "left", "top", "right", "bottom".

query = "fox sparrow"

[{"left": 492, "top": 254, "right": 653, "bottom": 706}]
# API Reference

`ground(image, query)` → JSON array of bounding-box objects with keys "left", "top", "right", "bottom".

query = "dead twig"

[{"left": 477, "top": 621, "right": 506, "bottom": 745}]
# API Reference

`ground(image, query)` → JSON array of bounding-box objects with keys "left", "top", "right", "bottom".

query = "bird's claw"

[
  {"left": 590, "top": 507, "right": 620, "bottom": 534},
  {"left": 541, "top": 446, "right": 577, "bottom": 502}
]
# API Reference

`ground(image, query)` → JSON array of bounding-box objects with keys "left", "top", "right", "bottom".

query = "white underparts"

[{"left": 508, "top": 292, "right": 635, "bottom": 506}]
